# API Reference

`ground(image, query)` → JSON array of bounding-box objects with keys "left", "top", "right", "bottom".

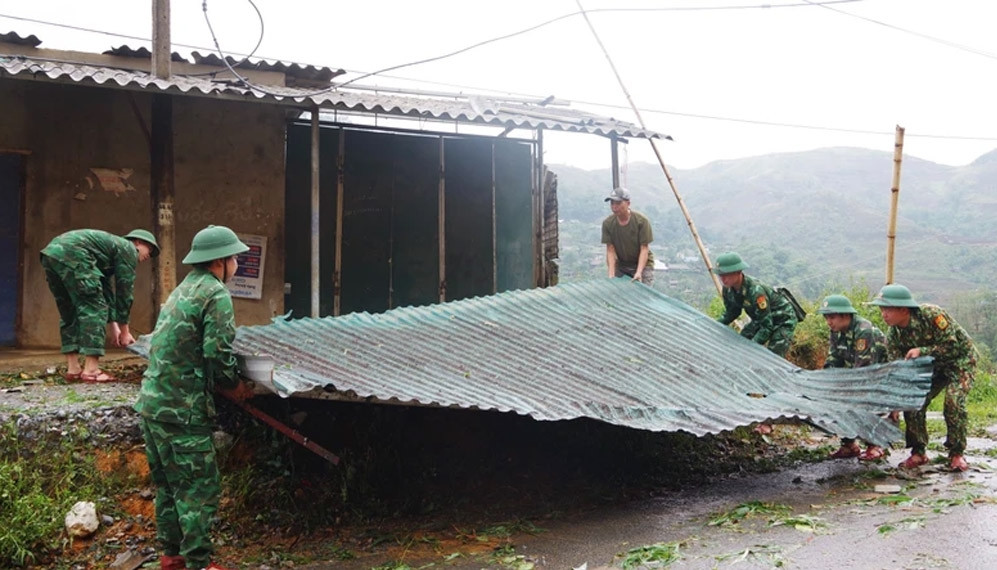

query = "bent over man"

[
  {"left": 818, "top": 294, "right": 889, "bottom": 461},
  {"left": 41, "top": 228, "right": 159, "bottom": 382},
  {"left": 135, "top": 225, "right": 254, "bottom": 570},
  {"left": 869, "top": 284, "right": 976, "bottom": 472},
  {"left": 714, "top": 252, "right": 798, "bottom": 357}
]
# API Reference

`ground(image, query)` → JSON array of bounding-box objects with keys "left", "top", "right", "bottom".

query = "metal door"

[{"left": 0, "top": 154, "right": 23, "bottom": 345}]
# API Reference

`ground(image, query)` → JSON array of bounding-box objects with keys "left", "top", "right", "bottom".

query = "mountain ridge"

[{"left": 550, "top": 146, "right": 997, "bottom": 304}]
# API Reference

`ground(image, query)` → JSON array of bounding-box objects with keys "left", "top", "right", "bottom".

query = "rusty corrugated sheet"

[
  {"left": 224, "top": 279, "right": 931, "bottom": 446},
  {"left": 0, "top": 54, "right": 663, "bottom": 139}
]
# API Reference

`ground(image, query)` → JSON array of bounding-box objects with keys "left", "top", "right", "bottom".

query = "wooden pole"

[
  {"left": 885, "top": 125, "right": 905, "bottom": 285},
  {"left": 575, "top": 1, "right": 721, "bottom": 295},
  {"left": 150, "top": 94, "right": 176, "bottom": 311},
  {"left": 334, "top": 128, "right": 345, "bottom": 315},
  {"left": 310, "top": 109, "right": 320, "bottom": 317},
  {"left": 151, "top": 0, "right": 171, "bottom": 79},
  {"left": 610, "top": 133, "right": 620, "bottom": 189},
  {"left": 438, "top": 136, "right": 447, "bottom": 302}
]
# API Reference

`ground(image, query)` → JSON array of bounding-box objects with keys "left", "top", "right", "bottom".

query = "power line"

[
  {"left": 337, "top": 1, "right": 865, "bottom": 88},
  {"left": 4, "top": 4, "right": 997, "bottom": 143},
  {"left": 803, "top": 0, "right": 997, "bottom": 61}
]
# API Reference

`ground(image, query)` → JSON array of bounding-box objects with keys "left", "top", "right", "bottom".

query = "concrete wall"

[{"left": 0, "top": 80, "right": 286, "bottom": 348}]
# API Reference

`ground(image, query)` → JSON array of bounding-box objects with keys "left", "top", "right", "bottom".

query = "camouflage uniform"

[
  {"left": 40, "top": 229, "right": 138, "bottom": 355},
  {"left": 135, "top": 268, "right": 240, "bottom": 569},
  {"left": 718, "top": 274, "right": 798, "bottom": 356},
  {"left": 824, "top": 316, "right": 887, "bottom": 448},
  {"left": 824, "top": 316, "right": 887, "bottom": 369},
  {"left": 886, "top": 304, "right": 975, "bottom": 457}
]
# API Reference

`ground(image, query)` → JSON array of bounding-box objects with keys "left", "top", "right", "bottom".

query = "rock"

[
  {"left": 139, "top": 488, "right": 154, "bottom": 500},
  {"left": 108, "top": 548, "right": 154, "bottom": 570},
  {"left": 213, "top": 430, "right": 234, "bottom": 451},
  {"left": 101, "top": 514, "right": 115, "bottom": 526},
  {"left": 65, "top": 501, "right": 99, "bottom": 537},
  {"left": 874, "top": 484, "right": 903, "bottom": 494}
]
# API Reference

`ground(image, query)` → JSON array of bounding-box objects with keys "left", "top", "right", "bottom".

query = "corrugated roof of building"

[
  {"left": 224, "top": 280, "right": 932, "bottom": 446},
  {"left": 0, "top": 51, "right": 664, "bottom": 139},
  {"left": 102, "top": 46, "right": 342, "bottom": 83},
  {"left": 0, "top": 31, "right": 41, "bottom": 47}
]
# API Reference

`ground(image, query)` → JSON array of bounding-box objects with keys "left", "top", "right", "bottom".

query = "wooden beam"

[{"left": 150, "top": 94, "right": 176, "bottom": 311}]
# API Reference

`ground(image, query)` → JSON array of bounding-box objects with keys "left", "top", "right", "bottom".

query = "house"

[{"left": 0, "top": 31, "right": 661, "bottom": 348}]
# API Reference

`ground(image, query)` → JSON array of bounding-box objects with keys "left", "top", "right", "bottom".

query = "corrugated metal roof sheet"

[
  {"left": 223, "top": 280, "right": 932, "bottom": 446},
  {"left": 0, "top": 53, "right": 664, "bottom": 139},
  {"left": 102, "top": 46, "right": 342, "bottom": 83},
  {"left": 0, "top": 31, "right": 41, "bottom": 48}
]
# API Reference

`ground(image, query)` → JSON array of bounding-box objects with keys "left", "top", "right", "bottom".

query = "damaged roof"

[
  {"left": 0, "top": 45, "right": 664, "bottom": 139},
  {"left": 227, "top": 280, "right": 932, "bottom": 447}
]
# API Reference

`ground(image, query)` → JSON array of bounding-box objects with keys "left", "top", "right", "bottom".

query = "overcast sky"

[{"left": 4, "top": 0, "right": 997, "bottom": 170}]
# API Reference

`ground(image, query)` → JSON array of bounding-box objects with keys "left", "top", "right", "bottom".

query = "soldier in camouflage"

[
  {"left": 40, "top": 228, "right": 159, "bottom": 383},
  {"left": 818, "top": 294, "right": 890, "bottom": 461},
  {"left": 714, "top": 252, "right": 798, "bottom": 357},
  {"left": 869, "top": 284, "right": 976, "bottom": 472},
  {"left": 135, "top": 225, "right": 253, "bottom": 570}
]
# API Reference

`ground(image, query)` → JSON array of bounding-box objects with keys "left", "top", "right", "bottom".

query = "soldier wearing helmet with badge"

[
  {"left": 135, "top": 225, "right": 254, "bottom": 570},
  {"left": 713, "top": 252, "right": 798, "bottom": 357},
  {"left": 817, "top": 294, "right": 889, "bottom": 461},
  {"left": 869, "top": 284, "right": 977, "bottom": 472}
]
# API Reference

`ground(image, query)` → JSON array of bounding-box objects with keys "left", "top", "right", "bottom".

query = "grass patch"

[
  {"left": 0, "top": 421, "right": 135, "bottom": 567},
  {"left": 619, "top": 540, "right": 686, "bottom": 569}
]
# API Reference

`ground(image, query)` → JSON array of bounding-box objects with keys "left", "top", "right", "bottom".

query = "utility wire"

[
  {"left": 188, "top": 0, "right": 264, "bottom": 77},
  {"left": 803, "top": 0, "right": 997, "bottom": 61},
  {"left": 337, "top": 0, "right": 864, "bottom": 88},
  {"left": 4, "top": 3, "right": 997, "bottom": 143}
]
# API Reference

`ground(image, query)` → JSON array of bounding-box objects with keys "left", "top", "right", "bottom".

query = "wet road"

[{"left": 314, "top": 440, "right": 997, "bottom": 570}]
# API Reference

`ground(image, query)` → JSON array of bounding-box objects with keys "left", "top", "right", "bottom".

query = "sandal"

[
  {"left": 61, "top": 371, "right": 83, "bottom": 382},
  {"left": 80, "top": 371, "right": 118, "bottom": 384},
  {"left": 899, "top": 453, "right": 929, "bottom": 469},
  {"left": 858, "top": 446, "right": 886, "bottom": 461},
  {"left": 830, "top": 443, "right": 861, "bottom": 459},
  {"left": 753, "top": 423, "right": 774, "bottom": 435},
  {"left": 949, "top": 455, "right": 968, "bottom": 472}
]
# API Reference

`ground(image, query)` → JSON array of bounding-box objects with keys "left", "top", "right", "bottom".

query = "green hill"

[{"left": 551, "top": 146, "right": 997, "bottom": 313}]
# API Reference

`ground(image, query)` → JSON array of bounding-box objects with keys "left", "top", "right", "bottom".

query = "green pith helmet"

[
  {"left": 817, "top": 294, "right": 857, "bottom": 315},
  {"left": 712, "top": 252, "right": 748, "bottom": 275},
  {"left": 867, "top": 284, "right": 919, "bottom": 308},
  {"left": 123, "top": 229, "right": 160, "bottom": 257},
  {"left": 182, "top": 225, "right": 249, "bottom": 264}
]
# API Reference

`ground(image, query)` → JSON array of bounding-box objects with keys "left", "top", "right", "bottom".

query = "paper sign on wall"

[{"left": 228, "top": 233, "right": 267, "bottom": 300}]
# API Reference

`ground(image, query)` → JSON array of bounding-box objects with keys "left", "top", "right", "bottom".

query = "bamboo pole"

[
  {"left": 885, "top": 125, "right": 905, "bottom": 284},
  {"left": 575, "top": 1, "right": 722, "bottom": 295}
]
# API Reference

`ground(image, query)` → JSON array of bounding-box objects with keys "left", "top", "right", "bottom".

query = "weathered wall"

[{"left": 0, "top": 81, "right": 285, "bottom": 348}]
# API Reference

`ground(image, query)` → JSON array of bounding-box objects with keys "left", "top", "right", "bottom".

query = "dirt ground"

[{"left": 4, "top": 350, "right": 997, "bottom": 569}]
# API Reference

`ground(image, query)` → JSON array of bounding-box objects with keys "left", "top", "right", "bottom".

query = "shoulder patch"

[
  {"left": 934, "top": 315, "right": 949, "bottom": 330},
  {"left": 855, "top": 338, "right": 867, "bottom": 352},
  {"left": 756, "top": 295, "right": 768, "bottom": 310}
]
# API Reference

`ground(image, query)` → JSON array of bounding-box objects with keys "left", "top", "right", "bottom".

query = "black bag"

[{"left": 777, "top": 287, "right": 807, "bottom": 321}]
